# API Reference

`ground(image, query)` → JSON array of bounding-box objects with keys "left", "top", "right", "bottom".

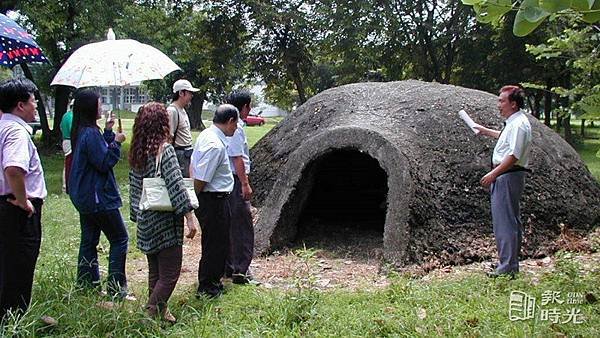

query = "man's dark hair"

[
  {"left": 0, "top": 78, "right": 38, "bottom": 113},
  {"left": 500, "top": 85, "right": 525, "bottom": 109},
  {"left": 226, "top": 89, "right": 251, "bottom": 112},
  {"left": 172, "top": 91, "right": 181, "bottom": 102},
  {"left": 213, "top": 104, "right": 239, "bottom": 124}
]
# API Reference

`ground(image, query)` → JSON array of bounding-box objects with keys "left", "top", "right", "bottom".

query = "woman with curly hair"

[{"left": 129, "top": 102, "right": 199, "bottom": 323}]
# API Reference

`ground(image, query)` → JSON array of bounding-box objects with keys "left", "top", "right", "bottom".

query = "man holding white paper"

[
  {"left": 474, "top": 85, "right": 532, "bottom": 278},
  {"left": 458, "top": 110, "right": 480, "bottom": 134}
]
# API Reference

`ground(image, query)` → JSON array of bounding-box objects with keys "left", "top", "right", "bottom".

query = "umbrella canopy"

[
  {"left": 51, "top": 33, "right": 180, "bottom": 88},
  {"left": 0, "top": 13, "right": 49, "bottom": 68}
]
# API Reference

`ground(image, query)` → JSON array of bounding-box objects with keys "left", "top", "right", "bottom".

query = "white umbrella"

[{"left": 51, "top": 29, "right": 180, "bottom": 88}]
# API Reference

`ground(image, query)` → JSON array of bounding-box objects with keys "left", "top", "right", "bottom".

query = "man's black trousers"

[
  {"left": 0, "top": 198, "right": 42, "bottom": 319},
  {"left": 195, "top": 192, "right": 231, "bottom": 297}
]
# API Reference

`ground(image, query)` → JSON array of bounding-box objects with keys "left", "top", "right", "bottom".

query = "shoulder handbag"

[{"left": 139, "top": 143, "right": 199, "bottom": 211}]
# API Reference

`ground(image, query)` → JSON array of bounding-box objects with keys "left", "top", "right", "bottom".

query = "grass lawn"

[
  {"left": 2, "top": 116, "right": 599, "bottom": 337},
  {"left": 573, "top": 121, "right": 600, "bottom": 180}
]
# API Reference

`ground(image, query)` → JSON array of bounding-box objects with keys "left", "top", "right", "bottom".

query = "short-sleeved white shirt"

[
  {"left": 0, "top": 113, "right": 47, "bottom": 199},
  {"left": 492, "top": 110, "right": 532, "bottom": 168},
  {"left": 191, "top": 125, "right": 233, "bottom": 192},
  {"left": 227, "top": 119, "right": 251, "bottom": 175}
]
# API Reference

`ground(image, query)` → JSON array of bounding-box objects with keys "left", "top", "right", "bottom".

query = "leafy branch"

[{"left": 462, "top": 0, "right": 600, "bottom": 36}]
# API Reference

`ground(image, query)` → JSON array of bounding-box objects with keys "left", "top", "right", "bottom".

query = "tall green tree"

[
  {"left": 463, "top": 0, "right": 599, "bottom": 145},
  {"left": 13, "top": 0, "right": 128, "bottom": 143},
  {"left": 243, "top": 0, "right": 316, "bottom": 109},
  {"left": 384, "top": 0, "right": 473, "bottom": 83},
  {"left": 311, "top": 0, "right": 477, "bottom": 85},
  {"left": 121, "top": 0, "right": 249, "bottom": 129},
  {"left": 526, "top": 22, "right": 600, "bottom": 142},
  {"left": 310, "top": 0, "right": 386, "bottom": 87}
]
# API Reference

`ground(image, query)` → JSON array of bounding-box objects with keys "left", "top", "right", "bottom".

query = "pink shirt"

[{"left": 0, "top": 113, "right": 47, "bottom": 199}]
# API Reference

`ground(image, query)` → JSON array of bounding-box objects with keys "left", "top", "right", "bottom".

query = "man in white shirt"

[
  {"left": 168, "top": 79, "right": 200, "bottom": 177},
  {"left": 191, "top": 104, "right": 239, "bottom": 298},
  {"left": 475, "top": 85, "right": 532, "bottom": 278},
  {"left": 0, "top": 78, "right": 47, "bottom": 318},
  {"left": 224, "top": 89, "right": 255, "bottom": 284}
]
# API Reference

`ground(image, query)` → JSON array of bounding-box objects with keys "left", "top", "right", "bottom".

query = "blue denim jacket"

[{"left": 69, "top": 126, "right": 122, "bottom": 214}]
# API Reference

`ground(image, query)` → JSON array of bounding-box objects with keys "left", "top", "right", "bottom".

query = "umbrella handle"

[{"left": 117, "top": 118, "right": 122, "bottom": 133}]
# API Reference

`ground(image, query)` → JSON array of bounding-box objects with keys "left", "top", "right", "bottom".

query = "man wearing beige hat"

[{"left": 168, "top": 79, "right": 200, "bottom": 177}]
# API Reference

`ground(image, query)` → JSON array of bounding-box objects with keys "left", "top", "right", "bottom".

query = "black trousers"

[
  {"left": 195, "top": 192, "right": 231, "bottom": 296},
  {"left": 225, "top": 176, "right": 254, "bottom": 277},
  {"left": 0, "top": 198, "right": 42, "bottom": 319}
]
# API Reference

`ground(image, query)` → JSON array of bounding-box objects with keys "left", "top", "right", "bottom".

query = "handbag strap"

[
  {"left": 169, "top": 104, "right": 180, "bottom": 145},
  {"left": 154, "top": 142, "right": 169, "bottom": 177}
]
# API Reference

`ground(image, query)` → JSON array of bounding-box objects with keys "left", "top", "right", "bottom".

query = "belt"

[
  {"left": 0, "top": 194, "right": 43, "bottom": 203},
  {"left": 493, "top": 165, "right": 532, "bottom": 175},
  {"left": 199, "top": 191, "right": 230, "bottom": 198},
  {"left": 174, "top": 146, "right": 193, "bottom": 151}
]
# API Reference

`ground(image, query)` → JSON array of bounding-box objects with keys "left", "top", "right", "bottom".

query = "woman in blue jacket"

[{"left": 68, "top": 89, "right": 131, "bottom": 299}]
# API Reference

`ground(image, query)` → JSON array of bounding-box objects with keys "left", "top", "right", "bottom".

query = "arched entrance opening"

[{"left": 272, "top": 148, "right": 388, "bottom": 260}]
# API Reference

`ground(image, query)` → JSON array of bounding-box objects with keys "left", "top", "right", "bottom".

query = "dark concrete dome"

[{"left": 250, "top": 80, "right": 600, "bottom": 266}]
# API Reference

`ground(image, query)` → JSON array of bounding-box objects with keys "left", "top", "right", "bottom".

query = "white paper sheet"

[{"left": 458, "top": 110, "right": 480, "bottom": 134}]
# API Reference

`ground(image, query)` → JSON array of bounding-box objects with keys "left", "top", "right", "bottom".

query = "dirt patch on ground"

[
  {"left": 128, "top": 220, "right": 390, "bottom": 291},
  {"left": 128, "top": 224, "right": 600, "bottom": 291}
]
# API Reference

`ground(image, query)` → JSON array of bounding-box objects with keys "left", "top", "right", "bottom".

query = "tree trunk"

[
  {"left": 530, "top": 91, "right": 541, "bottom": 119},
  {"left": 555, "top": 94, "right": 562, "bottom": 133},
  {"left": 20, "top": 64, "right": 59, "bottom": 145},
  {"left": 287, "top": 61, "right": 307, "bottom": 105},
  {"left": 54, "top": 85, "right": 71, "bottom": 138},
  {"left": 188, "top": 92, "right": 206, "bottom": 131},
  {"left": 544, "top": 82, "right": 552, "bottom": 127},
  {"left": 563, "top": 114, "right": 572, "bottom": 145},
  {"left": 581, "top": 119, "right": 586, "bottom": 137},
  {"left": 559, "top": 87, "right": 571, "bottom": 143}
]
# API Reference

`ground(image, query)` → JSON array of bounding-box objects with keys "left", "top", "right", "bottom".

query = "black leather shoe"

[
  {"left": 232, "top": 274, "right": 250, "bottom": 285},
  {"left": 196, "top": 284, "right": 224, "bottom": 299},
  {"left": 232, "top": 274, "right": 261, "bottom": 285},
  {"left": 196, "top": 290, "right": 222, "bottom": 299}
]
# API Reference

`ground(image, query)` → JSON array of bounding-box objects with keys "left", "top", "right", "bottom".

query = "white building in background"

[
  {"left": 99, "top": 85, "right": 149, "bottom": 112},
  {"left": 9, "top": 65, "right": 149, "bottom": 115}
]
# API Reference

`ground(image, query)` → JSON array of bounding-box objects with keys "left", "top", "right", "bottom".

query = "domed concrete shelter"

[{"left": 250, "top": 80, "right": 600, "bottom": 266}]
